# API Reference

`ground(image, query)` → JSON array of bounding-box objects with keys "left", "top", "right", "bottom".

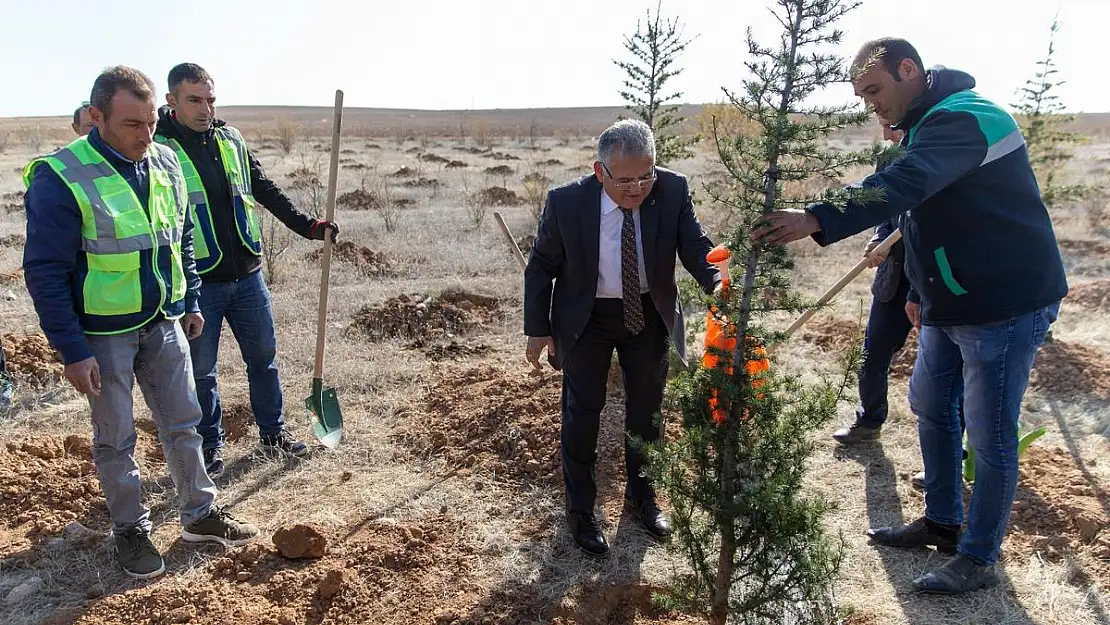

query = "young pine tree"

[
  {"left": 613, "top": 2, "right": 699, "bottom": 166},
  {"left": 1013, "top": 15, "right": 1090, "bottom": 209},
  {"left": 643, "top": 2, "right": 888, "bottom": 623}
]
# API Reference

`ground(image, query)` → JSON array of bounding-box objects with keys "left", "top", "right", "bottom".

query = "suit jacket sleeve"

[
  {"left": 523, "top": 191, "right": 564, "bottom": 337},
  {"left": 674, "top": 177, "right": 720, "bottom": 293}
]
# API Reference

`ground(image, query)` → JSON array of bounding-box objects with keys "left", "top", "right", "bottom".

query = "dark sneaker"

[
  {"left": 203, "top": 448, "right": 224, "bottom": 477},
  {"left": 259, "top": 430, "right": 309, "bottom": 457},
  {"left": 912, "top": 553, "right": 1000, "bottom": 594},
  {"left": 867, "top": 516, "right": 960, "bottom": 553},
  {"left": 114, "top": 528, "right": 166, "bottom": 580},
  {"left": 181, "top": 506, "right": 259, "bottom": 547},
  {"left": 832, "top": 422, "right": 881, "bottom": 445}
]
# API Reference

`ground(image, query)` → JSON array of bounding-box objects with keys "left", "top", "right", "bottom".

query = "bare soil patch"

[
  {"left": 1007, "top": 445, "right": 1110, "bottom": 590},
  {"left": 1065, "top": 279, "right": 1110, "bottom": 312},
  {"left": 1029, "top": 340, "right": 1110, "bottom": 402},
  {"left": 1, "top": 332, "right": 64, "bottom": 384},
  {"left": 49, "top": 517, "right": 485, "bottom": 625},
  {"left": 476, "top": 187, "right": 523, "bottom": 207},
  {"left": 305, "top": 241, "right": 393, "bottom": 276},
  {"left": 349, "top": 290, "right": 502, "bottom": 342},
  {"left": 0, "top": 435, "right": 105, "bottom": 557},
  {"left": 396, "top": 363, "right": 566, "bottom": 484}
]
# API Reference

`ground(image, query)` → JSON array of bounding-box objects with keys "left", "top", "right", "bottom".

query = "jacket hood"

[{"left": 897, "top": 66, "right": 976, "bottom": 131}]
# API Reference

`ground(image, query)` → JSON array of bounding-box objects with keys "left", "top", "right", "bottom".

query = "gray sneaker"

[
  {"left": 912, "top": 553, "right": 1000, "bottom": 594},
  {"left": 181, "top": 506, "right": 259, "bottom": 548},
  {"left": 114, "top": 529, "right": 166, "bottom": 580}
]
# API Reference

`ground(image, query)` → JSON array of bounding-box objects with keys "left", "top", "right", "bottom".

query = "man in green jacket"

[{"left": 23, "top": 65, "right": 259, "bottom": 579}]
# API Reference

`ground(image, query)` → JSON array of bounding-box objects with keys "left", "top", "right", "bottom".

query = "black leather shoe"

[
  {"left": 630, "top": 499, "right": 672, "bottom": 539},
  {"left": 912, "top": 553, "right": 1000, "bottom": 594},
  {"left": 867, "top": 516, "right": 960, "bottom": 553},
  {"left": 567, "top": 512, "right": 608, "bottom": 556}
]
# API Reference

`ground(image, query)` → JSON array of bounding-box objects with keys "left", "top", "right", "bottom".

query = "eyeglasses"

[{"left": 601, "top": 162, "right": 656, "bottom": 190}]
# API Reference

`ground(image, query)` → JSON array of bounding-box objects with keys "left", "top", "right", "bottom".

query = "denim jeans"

[
  {"left": 86, "top": 320, "right": 217, "bottom": 533},
  {"left": 909, "top": 302, "right": 1058, "bottom": 565},
  {"left": 191, "top": 270, "right": 284, "bottom": 451},
  {"left": 857, "top": 281, "right": 966, "bottom": 434}
]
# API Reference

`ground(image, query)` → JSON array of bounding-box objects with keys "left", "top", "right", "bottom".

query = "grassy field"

[{"left": 0, "top": 105, "right": 1107, "bottom": 625}]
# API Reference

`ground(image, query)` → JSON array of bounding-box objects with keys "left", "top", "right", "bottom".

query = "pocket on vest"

[{"left": 84, "top": 252, "right": 143, "bottom": 317}]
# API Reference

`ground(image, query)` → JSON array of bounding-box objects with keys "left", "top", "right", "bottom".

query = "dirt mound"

[
  {"left": 0, "top": 436, "right": 105, "bottom": 556},
  {"left": 305, "top": 242, "right": 392, "bottom": 276},
  {"left": 539, "top": 158, "right": 563, "bottom": 166},
  {"left": 1029, "top": 340, "right": 1110, "bottom": 401},
  {"left": 0, "top": 233, "right": 26, "bottom": 248},
  {"left": 222, "top": 402, "right": 256, "bottom": 443},
  {"left": 337, "top": 189, "right": 380, "bottom": 211},
  {"left": 800, "top": 318, "right": 863, "bottom": 353},
  {"left": 349, "top": 290, "right": 501, "bottom": 342},
  {"left": 482, "top": 165, "right": 514, "bottom": 177},
  {"left": 1007, "top": 446, "right": 1110, "bottom": 589},
  {"left": 1059, "top": 238, "right": 1110, "bottom": 258},
  {"left": 483, "top": 151, "right": 521, "bottom": 161},
  {"left": 523, "top": 172, "right": 551, "bottom": 185},
  {"left": 273, "top": 524, "right": 328, "bottom": 559},
  {"left": 1066, "top": 279, "right": 1110, "bottom": 312},
  {"left": 476, "top": 186, "right": 523, "bottom": 206},
  {"left": 341, "top": 161, "right": 367, "bottom": 170},
  {"left": 403, "top": 177, "right": 440, "bottom": 188},
  {"left": 396, "top": 363, "right": 564, "bottom": 484},
  {"left": 454, "top": 146, "right": 487, "bottom": 155},
  {"left": 445, "top": 160, "right": 467, "bottom": 169},
  {"left": 1, "top": 332, "right": 64, "bottom": 384},
  {"left": 420, "top": 153, "right": 449, "bottom": 164},
  {"left": 390, "top": 166, "right": 417, "bottom": 178},
  {"left": 0, "top": 267, "right": 23, "bottom": 284},
  {"left": 405, "top": 338, "right": 493, "bottom": 361},
  {"left": 59, "top": 516, "right": 483, "bottom": 625}
]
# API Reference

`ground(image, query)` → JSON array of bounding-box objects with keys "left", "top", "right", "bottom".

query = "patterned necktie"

[{"left": 620, "top": 207, "right": 645, "bottom": 334}]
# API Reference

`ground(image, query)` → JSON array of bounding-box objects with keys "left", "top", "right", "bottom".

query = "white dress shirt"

[{"left": 596, "top": 188, "right": 649, "bottom": 298}]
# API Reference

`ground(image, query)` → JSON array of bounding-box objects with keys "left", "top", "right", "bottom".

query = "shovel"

[
  {"left": 304, "top": 89, "right": 345, "bottom": 449},
  {"left": 782, "top": 228, "right": 903, "bottom": 341}
]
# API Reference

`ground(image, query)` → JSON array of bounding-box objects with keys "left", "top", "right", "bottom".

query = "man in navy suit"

[{"left": 524, "top": 119, "right": 720, "bottom": 556}]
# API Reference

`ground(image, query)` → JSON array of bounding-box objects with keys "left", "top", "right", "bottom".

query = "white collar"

[{"left": 601, "top": 188, "right": 622, "bottom": 215}]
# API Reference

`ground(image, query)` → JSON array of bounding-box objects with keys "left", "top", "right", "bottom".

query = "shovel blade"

[{"left": 305, "top": 378, "right": 343, "bottom": 449}]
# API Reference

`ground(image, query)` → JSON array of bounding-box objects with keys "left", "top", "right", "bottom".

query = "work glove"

[{"left": 311, "top": 220, "right": 340, "bottom": 242}]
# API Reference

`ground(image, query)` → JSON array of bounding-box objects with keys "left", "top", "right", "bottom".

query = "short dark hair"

[
  {"left": 167, "top": 63, "right": 214, "bottom": 93},
  {"left": 852, "top": 38, "right": 924, "bottom": 81},
  {"left": 90, "top": 66, "right": 156, "bottom": 119},
  {"left": 72, "top": 102, "right": 89, "bottom": 126}
]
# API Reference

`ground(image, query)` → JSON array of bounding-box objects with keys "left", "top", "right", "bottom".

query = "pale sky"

[{"left": 1, "top": 0, "right": 1106, "bottom": 118}]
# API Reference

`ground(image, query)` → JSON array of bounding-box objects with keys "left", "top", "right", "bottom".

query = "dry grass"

[{"left": 0, "top": 107, "right": 1107, "bottom": 625}]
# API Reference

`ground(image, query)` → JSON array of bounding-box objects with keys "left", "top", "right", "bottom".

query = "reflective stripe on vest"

[
  {"left": 155, "top": 125, "right": 262, "bottom": 275},
  {"left": 22, "top": 137, "right": 187, "bottom": 331}
]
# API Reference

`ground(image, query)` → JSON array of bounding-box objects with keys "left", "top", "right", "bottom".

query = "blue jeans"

[
  {"left": 191, "top": 270, "right": 285, "bottom": 451},
  {"left": 910, "top": 302, "right": 1058, "bottom": 565},
  {"left": 857, "top": 282, "right": 966, "bottom": 434}
]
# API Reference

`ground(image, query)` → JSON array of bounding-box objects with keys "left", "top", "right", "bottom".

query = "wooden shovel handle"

[
  {"left": 313, "top": 90, "right": 344, "bottom": 379},
  {"left": 494, "top": 211, "right": 527, "bottom": 271},
  {"left": 782, "top": 228, "right": 902, "bottom": 339}
]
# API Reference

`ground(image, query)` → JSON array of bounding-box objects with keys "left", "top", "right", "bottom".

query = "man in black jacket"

[
  {"left": 524, "top": 119, "right": 719, "bottom": 556},
  {"left": 155, "top": 63, "right": 338, "bottom": 477},
  {"left": 833, "top": 120, "right": 966, "bottom": 488}
]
